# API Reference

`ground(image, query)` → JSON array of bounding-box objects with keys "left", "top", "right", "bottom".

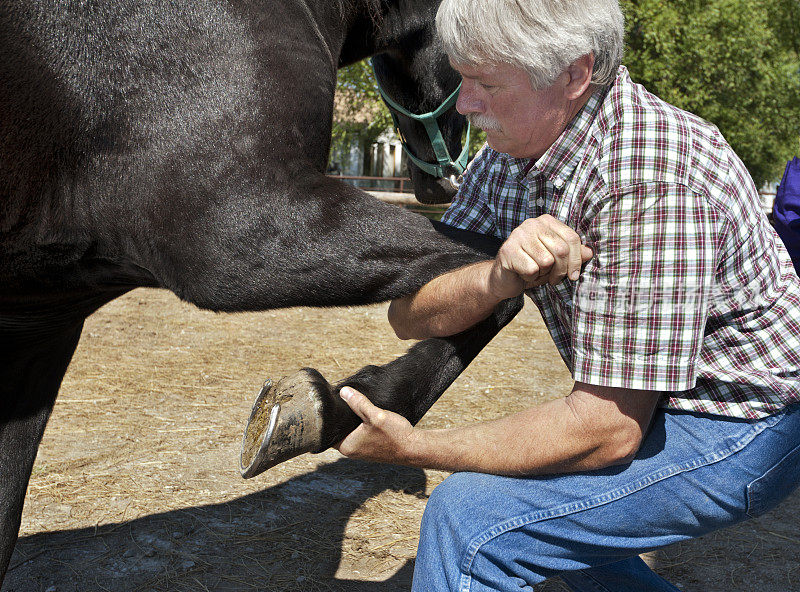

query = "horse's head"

[{"left": 371, "top": 50, "right": 469, "bottom": 205}]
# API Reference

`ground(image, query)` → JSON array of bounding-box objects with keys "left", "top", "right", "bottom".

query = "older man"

[{"left": 336, "top": 0, "right": 800, "bottom": 590}]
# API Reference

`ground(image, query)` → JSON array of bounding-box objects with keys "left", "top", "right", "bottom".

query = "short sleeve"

[
  {"left": 440, "top": 144, "right": 500, "bottom": 237},
  {"left": 571, "top": 182, "right": 718, "bottom": 391}
]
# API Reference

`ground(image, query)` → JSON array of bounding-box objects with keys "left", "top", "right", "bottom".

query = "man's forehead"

[{"left": 448, "top": 59, "right": 525, "bottom": 81}]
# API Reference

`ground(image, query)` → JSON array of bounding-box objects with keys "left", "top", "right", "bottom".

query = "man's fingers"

[
  {"left": 522, "top": 217, "right": 591, "bottom": 283},
  {"left": 500, "top": 248, "right": 540, "bottom": 279},
  {"left": 515, "top": 217, "right": 571, "bottom": 282},
  {"left": 495, "top": 216, "right": 594, "bottom": 292},
  {"left": 550, "top": 224, "right": 585, "bottom": 282},
  {"left": 536, "top": 233, "right": 570, "bottom": 282}
]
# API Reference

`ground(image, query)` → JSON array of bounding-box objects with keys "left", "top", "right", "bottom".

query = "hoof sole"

[{"left": 240, "top": 369, "right": 328, "bottom": 478}]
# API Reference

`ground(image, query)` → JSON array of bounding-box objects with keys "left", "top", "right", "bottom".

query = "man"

[{"left": 336, "top": 0, "right": 800, "bottom": 590}]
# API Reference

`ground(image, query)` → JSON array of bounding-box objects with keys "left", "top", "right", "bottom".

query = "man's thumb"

[{"left": 340, "top": 387, "right": 373, "bottom": 423}]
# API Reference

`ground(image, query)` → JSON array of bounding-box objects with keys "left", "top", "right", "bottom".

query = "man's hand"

[
  {"left": 335, "top": 387, "right": 418, "bottom": 464},
  {"left": 487, "top": 214, "right": 593, "bottom": 299}
]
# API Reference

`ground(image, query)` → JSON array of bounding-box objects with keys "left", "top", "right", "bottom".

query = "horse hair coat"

[{"left": 0, "top": 0, "right": 522, "bottom": 582}]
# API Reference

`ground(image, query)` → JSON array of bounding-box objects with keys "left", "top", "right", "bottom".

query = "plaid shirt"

[{"left": 443, "top": 66, "right": 800, "bottom": 419}]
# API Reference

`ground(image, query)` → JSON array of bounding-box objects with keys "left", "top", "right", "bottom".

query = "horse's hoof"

[{"left": 240, "top": 368, "right": 329, "bottom": 478}]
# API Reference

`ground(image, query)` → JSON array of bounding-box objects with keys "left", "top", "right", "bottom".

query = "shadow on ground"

[
  {"left": 5, "top": 458, "right": 800, "bottom": 592},
  {"left": 4, "top": 459, "right": 425, "bottom": 592}
]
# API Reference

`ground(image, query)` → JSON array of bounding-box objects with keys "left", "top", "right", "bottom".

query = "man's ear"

[{"left": 565, "top": 53, "right": 595, "bottom": 99}]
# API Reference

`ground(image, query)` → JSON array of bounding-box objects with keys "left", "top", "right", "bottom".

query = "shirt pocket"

[{"left": 745, "top": 442, "right": 800, "bottom": 518}]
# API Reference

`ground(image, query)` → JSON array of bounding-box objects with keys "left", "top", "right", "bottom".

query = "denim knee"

[
  {"left": 429, "top": 471, "right": 482, "bottom": 503},
  {"left": 422, "top": 472, "right": 482, "bottom": 540},
  {"left": 420, "top": 472, "right": 554, "bottom": 591}
]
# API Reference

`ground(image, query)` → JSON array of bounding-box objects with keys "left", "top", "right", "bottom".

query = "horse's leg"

[
  {"left": 240, "top": 226, "right": 521, "bottom": 477},
  {"left": 151, "top": 175, "right": 501, "bottom": 312},
  {"left": 0, "top": 322, "right": 84, "bottom": 582},
  {"left": 339, "top": 297, "right": 524, "bottom": 423}
]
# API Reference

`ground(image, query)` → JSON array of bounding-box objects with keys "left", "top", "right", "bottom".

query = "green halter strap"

[{"left": 371, "top": 61, "right": 471, "bottom": 180}]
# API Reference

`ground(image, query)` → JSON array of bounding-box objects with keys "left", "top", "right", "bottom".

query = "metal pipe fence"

[{"left": 330, "top": 174, "right": 411, "bottom": 193}]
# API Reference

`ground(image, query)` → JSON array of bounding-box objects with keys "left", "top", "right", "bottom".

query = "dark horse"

[{"left": 0, "top": 0, "right": 523, "bottom": 582}]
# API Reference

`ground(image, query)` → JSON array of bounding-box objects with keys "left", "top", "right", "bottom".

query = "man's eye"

[{"left": 480, "top": 83, "right": 496, "bottom": 91}]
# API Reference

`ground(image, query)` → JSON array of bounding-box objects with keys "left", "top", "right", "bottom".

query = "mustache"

[{"left": 466, "top": 113, "right": 502, "bottom": 132}]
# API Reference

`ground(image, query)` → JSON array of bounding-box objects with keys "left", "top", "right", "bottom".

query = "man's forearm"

[
  {"left": 398, "top": 396, "right": 636, "bottom": 475},
  {"left": 388, "top": 260, "right": 504, "bottom": 340},
  {"left": 336, "top": 385, "right": 661, "bottom": 476}
]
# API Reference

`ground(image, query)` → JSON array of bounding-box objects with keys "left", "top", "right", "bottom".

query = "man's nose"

[{"left": 456, "top": 84, "right": 483, "bottom": 115}]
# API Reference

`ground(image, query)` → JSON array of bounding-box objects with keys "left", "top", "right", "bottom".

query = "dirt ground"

[{"left": 3, "top": 289, "right": 799, "bottom": 592}]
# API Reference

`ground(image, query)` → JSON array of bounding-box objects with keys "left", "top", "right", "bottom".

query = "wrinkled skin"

[{"left": 0, "top": 0, "right": 520, "bottom": 583}]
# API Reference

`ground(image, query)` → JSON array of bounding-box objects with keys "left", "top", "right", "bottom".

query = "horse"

[{"left": 0, "top": 0, "right": 523, "bottom": 582}]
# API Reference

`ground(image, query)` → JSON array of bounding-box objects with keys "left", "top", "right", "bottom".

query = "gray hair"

[{"left": 436, "top": 0, "right": 625, "bottom": 88}]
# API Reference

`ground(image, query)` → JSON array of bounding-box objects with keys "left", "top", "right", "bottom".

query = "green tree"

[
  {"left": 621, "top": 0, "right": 800, "bottom": 186},
  {"left": 771, "top": 0, "right": 800, "bottom": 58},
  {"left": 335, "top": 1, "right": 799, "bottom": 186},
  {"left": 331, "top": 60, "right": 393, "bottom": 171}
]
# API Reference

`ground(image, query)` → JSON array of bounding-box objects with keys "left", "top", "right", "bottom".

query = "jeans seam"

[
  {"left": 459, "top": 573, "right": 471, "bottom": 592},
  {"left": 458, "top": 411, "right": 784, "bottom": 582}
]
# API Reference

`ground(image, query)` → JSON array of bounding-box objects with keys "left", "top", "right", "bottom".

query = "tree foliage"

[
  {"left": 621, "top": 0, "right": 800, "bottom": 186},
  {"left": 334, "top": 1, "right": 800, "bottom": 185},
  {"left": 333, "top": 60, "right": 393, "bottom": 149}
]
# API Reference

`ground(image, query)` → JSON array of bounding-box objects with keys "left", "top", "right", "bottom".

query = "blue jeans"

[{"left": 412, "top": 404, "right": 800, "bottom": 592}]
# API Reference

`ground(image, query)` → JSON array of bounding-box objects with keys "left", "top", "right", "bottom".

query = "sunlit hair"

[{"left": 436, "top": 0, "right": 624, "bottom": 89}]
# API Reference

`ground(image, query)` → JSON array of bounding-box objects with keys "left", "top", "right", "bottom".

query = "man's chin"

[
  {"left": 485, "top": 135, "right": 510, "bottom": 155},
  {"left": 486, "top": 138, "right": 532, "bottom": 159}
]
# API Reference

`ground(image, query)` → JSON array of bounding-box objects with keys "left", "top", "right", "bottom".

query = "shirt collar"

[
  {"left": 523, "top": 75, "right": 614, "bottom": 189},
  {"left": 507, "top": 156, "right": 537, "bottom": 183}
]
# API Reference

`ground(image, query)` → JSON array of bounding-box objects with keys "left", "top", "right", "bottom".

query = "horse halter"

[{"left": 371, "top": 61, "right": 471, "bottom": 188}]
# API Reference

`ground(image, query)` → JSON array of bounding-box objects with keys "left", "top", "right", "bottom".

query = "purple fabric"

[{"left": 773, "top": 157, "right": 800, "bottom": 271}]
